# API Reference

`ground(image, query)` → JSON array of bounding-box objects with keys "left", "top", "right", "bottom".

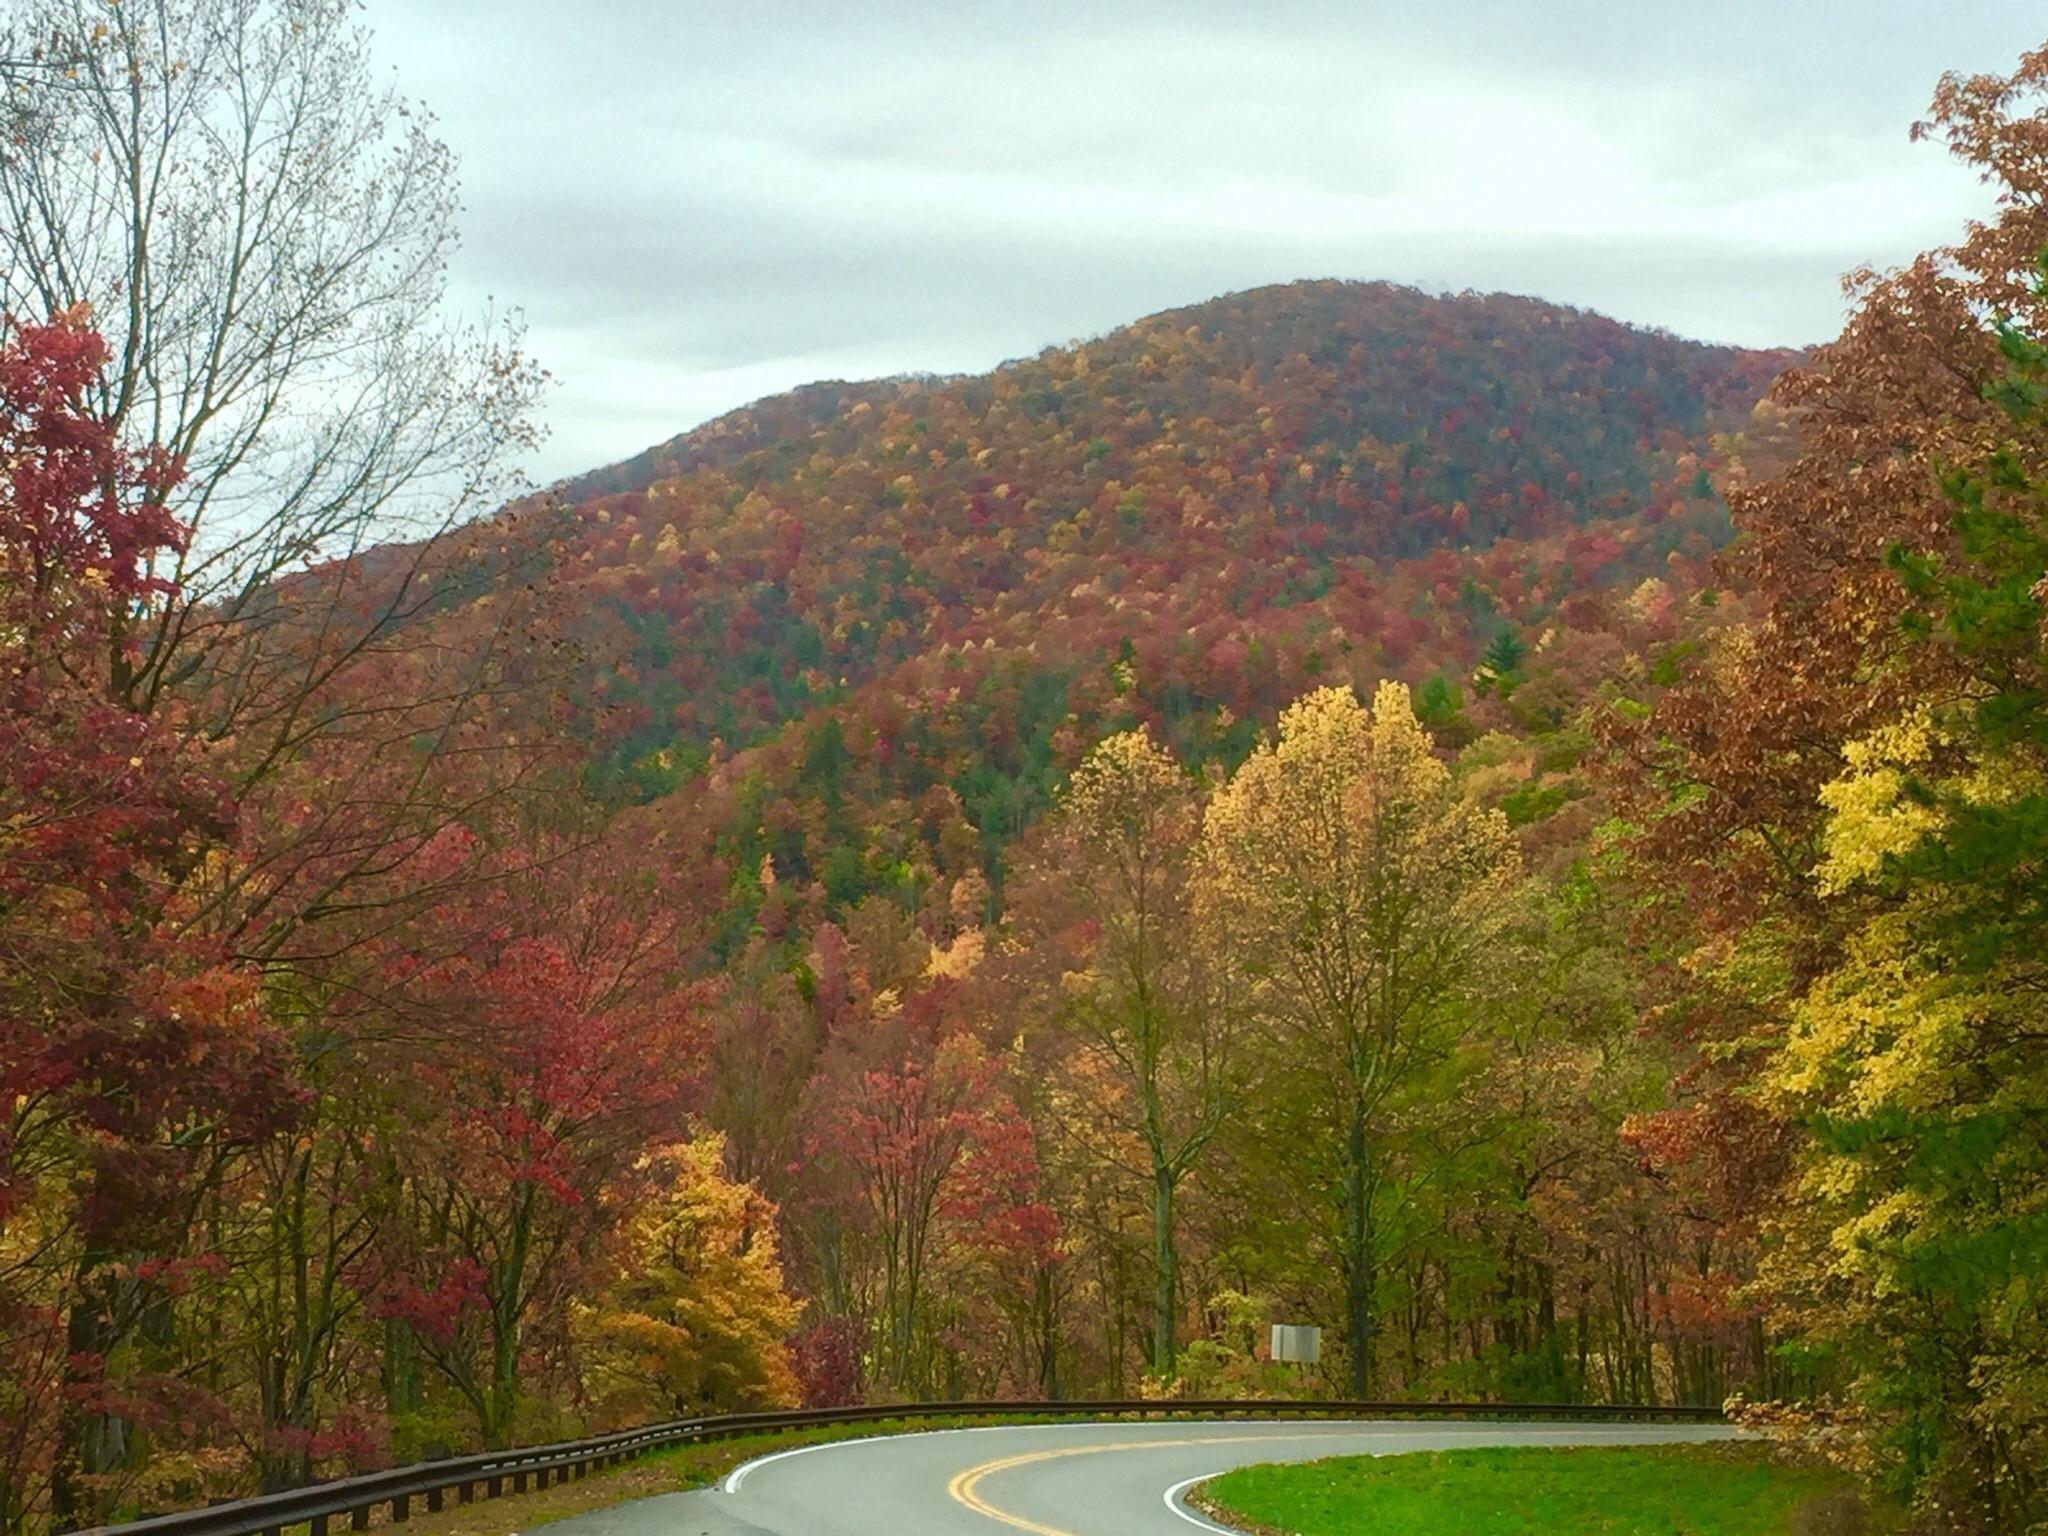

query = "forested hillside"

[{"left": 550, "top": 281, "right": 1790, "bottom": 931}]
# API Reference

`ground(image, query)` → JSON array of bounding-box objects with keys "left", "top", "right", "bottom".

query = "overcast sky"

[{"left": 371, "top": 1, "right": 2045, "bottom": 485}]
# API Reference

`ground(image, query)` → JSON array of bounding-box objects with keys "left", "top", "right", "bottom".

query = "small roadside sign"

[{"left": 1270, "top": 1324, "right": 1322, "bottom": 1364}]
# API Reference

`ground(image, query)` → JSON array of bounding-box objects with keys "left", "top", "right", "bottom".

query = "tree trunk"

[
  {"left": 383, "top": 1317, "right": 422, "bottom": 1418},
  {"left": 486, "top": 1322, "right": 520, "bottom": 1448},
  {"left": 1343, "top": 1107, "right": 1376, "bottom": 1398},
  {"left": 1034, "top": 1264, "right": 1062, "bottom": 1399},
  {"left": 51, "top": 1271, "right": 128, "bottom": 1532},
  {"left": 1151, "top": 1162, "right": 1177, "bottom": 1376},
  {"left": 484, "top": 1191, "right": 535, "bottom": 1448}
]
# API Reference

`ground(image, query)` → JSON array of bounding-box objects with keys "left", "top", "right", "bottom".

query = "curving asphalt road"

[{"left": 544, "top": 1418, "right": 1736, "bottom": 1536}]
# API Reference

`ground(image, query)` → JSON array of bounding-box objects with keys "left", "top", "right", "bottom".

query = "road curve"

[{"left": 543, "top": 1418, "right": 1735, "bottom": 1536}]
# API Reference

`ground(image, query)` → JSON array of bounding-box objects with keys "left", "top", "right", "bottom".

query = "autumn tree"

[
  {"left": 576, "top": 1135, "right": 800, "bottom": 1420},
  {"left": 802, "top": 977, "right": 1046, "bottom": 1397},
  {"left": 1200, "top": 683, "right": 1519, "bottom": 1395},
  {"left": 1023, "top": 728, "right": 1242, "bottom": 1375},
  {"left": 368, "top": 837, "right": 706, "bottom": 1449},
  {"left": 1744, "top": 279, "right": 2048, "bottom": 1528},
  {"left": 1600, "top": 47, "right": 2048, "bottom": 965},
  {"left": 0, "top": 314, "right": 308, "bottom": 1530}
]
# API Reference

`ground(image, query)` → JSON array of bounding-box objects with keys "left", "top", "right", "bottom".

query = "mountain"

[{"left": 535, "top": 280, "right": 1793, "bottom": 933}]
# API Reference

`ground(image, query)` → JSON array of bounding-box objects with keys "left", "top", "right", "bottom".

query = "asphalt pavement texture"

[{"left": 543, "top": 1418, "right": 1735, "bottom": 1535}]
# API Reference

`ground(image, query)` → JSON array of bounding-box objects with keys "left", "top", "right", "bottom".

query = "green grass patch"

[{"left": 1197, "top": 1442, "right": 1873, "bottom": 1536}]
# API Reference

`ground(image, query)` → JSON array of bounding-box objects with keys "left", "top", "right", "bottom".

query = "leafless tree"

[{"left": 0, "top": 0, "right": 547, "bottom": 743}]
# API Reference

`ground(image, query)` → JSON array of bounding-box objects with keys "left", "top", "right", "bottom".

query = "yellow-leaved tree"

[
  {"left": 1759, "top": 705, "right": 2048, "bottom": 1517},
  {"left": 1037, "top": 726, "right": 1245, "bottom": 1377},
  {"left": 576, "top": 1137, "right": 800, "bottom": 1422},
  {"left": 1199, "top": 682, "right": 1520, "bottom": 1395}
]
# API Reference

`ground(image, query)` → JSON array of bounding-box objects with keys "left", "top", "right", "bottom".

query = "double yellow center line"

[{"left": 946, "top": 1432, "right": 1331, "bottom": 1535}]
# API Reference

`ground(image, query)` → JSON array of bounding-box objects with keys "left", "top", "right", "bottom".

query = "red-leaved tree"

[{"left": 0, "top": 312, "right": 298, "bottom": 1529}]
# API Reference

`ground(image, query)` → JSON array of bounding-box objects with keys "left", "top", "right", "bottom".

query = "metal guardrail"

[{"left": 87, "top": 1396, "right": 1727, "bottom": 1536}]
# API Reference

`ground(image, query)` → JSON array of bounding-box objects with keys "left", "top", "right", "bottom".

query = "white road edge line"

[
  {"left": 1162, "top": 1474, "right": 1244, "bottom": 1536},
  {"left": 719, "top": 1419, "right": 1368, "bottom": 1495},
  {"left": 720, "top": 1417, "right": 1711, "bottom": 1495},
  {"left": 722, "top": 1439, "right": 831, "bottom": 1494},
  {"left": 720, "top": 1420, "right": 1062, "bottom": 1492}
]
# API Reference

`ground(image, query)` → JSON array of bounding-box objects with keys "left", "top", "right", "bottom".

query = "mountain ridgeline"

[{"left": 543, "top": 280, "right": 1793, "bottom": 929}]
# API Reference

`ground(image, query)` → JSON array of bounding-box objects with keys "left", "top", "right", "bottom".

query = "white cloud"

[{"left": 371, "top": 0, "right": 2047, "bottom": 483}]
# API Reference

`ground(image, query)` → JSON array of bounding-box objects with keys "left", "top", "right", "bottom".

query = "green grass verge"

[{"left": 1196, "top": 1442, "right": 1877, "bottom": 1536}]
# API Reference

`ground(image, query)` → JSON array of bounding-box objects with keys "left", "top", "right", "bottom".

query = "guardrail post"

[
  {"left": 426, "top": 1487, "right": 444, "bottom": 1514},
  {"left": 511, "top": 1471, "right": 526, "bottom": 1494},
  {"left": 458, "top": 1481, "right": 475, "bottom": 1504},
  {"left": 311, "top": 1514, "right": 329, "bottom": 1536},
  {"left": 391, "top": 1493, "right": 409, "bottom": 1523},
  {"left": 350, "top": 1503, "right": 369, "bottom": 1531}
]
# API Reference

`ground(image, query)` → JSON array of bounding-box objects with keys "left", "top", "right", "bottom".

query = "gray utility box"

[{"left": 1269, "top": 1323, "right": 1322, "bottom": 1364}]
